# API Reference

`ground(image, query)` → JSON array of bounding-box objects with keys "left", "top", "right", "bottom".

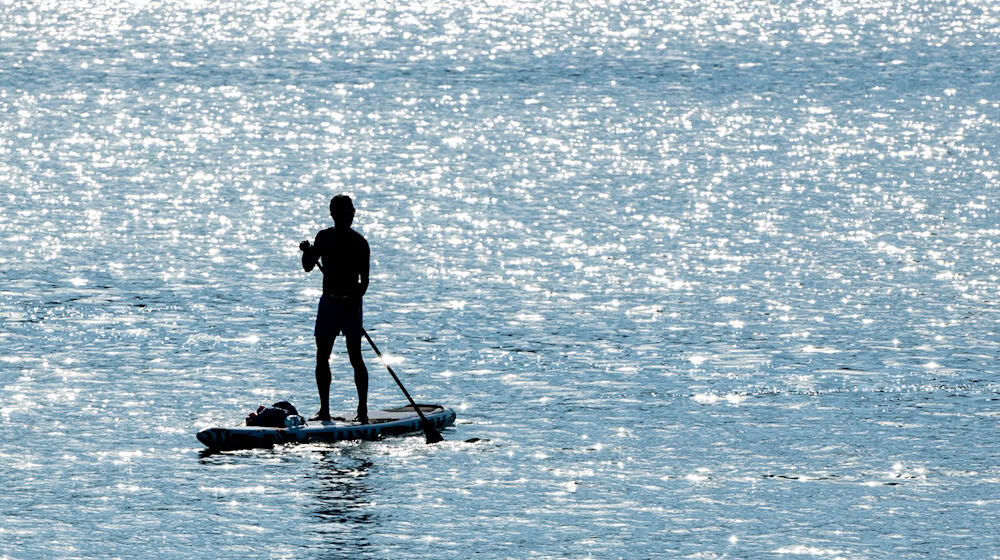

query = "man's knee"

[
  {"left": 316, "top": 337, "right": 335, "bottom": 360},
  {"left": 345, "top": 337, "right": 365, "bottom": 365},
  {"left": 345, "top": 333, "right": 362, "bottom": 350}
]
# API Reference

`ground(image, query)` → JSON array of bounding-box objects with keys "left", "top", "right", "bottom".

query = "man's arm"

[{"left": 358, "top": 239, "right": 370, "bottom": 298}]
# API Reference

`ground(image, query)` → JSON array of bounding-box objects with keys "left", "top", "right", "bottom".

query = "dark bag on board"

[{"left": 245, "top": 401, "right": 299, "bottom": 427}]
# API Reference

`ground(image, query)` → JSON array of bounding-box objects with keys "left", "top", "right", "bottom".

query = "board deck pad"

[{"left": 197, "top": 404, "right": 455, "bottom": 451}]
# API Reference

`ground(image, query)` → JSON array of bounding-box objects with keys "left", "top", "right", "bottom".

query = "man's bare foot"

[{"left": 309, "top": 411, "right": 331, "bottom": 422}]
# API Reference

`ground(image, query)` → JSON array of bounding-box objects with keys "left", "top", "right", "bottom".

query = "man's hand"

[{"left": 300, "top": 240, "right": 320, "bottom": 273}]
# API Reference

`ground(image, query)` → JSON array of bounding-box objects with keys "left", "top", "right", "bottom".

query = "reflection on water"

[{"left": 309, "top": 450, "right": 375, "bottom": 558}]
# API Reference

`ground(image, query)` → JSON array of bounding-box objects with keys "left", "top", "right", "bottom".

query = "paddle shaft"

[
  {"left": 362, "top": 329, "right": 443, "bottom": 443},
  {"left": 310, "top": 257, "right": 442, "bottom": 443}
]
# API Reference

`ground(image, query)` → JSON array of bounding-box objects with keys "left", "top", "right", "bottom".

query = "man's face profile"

[
  {"left": 332, "top": 206, "right": 354, "bottom": 227},
  {"left": 330, "top": 195, "right": 355, "bottom": 228}
]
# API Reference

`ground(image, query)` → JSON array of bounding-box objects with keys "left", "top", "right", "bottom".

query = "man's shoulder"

[
  {"left": 313, "top": 227, "right": 334, "bottom": 246},
  {"left": 350, "top": 228, "right": 369, "bottom": 247}
]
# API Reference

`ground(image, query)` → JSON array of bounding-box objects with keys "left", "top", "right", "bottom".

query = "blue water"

[{"left": 2, "top": 0, "right": 1000, "bottom": 558}]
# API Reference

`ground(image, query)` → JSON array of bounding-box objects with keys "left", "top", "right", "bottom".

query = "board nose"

[{"left": 196, "top": 428, "right": 217, "bottom": 448}]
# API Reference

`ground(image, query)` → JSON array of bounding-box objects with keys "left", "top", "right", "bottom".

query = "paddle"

[{"left": 362, "top": 329, "right": 444, "bottom": 444}]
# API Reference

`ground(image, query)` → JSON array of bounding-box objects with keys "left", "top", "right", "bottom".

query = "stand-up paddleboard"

[{"left": 197, "top": 404, "right": 456, "bottom": 451}]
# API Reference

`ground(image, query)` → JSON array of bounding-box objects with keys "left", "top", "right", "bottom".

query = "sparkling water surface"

[{"left": 2, "top": 0, "right": 1000, "bottom": 558}]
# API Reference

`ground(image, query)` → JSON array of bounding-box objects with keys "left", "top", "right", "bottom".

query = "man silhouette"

[{"left": 299, "top": 195, "right": 370, "bottom": 423}]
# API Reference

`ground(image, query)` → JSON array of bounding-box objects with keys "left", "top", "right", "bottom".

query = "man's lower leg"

[
  {"left": 348, "top": 340, "right": 368, "bottom": 422},
  {"left": 313, "top": 338, "right": 334, "bottom": 421}
]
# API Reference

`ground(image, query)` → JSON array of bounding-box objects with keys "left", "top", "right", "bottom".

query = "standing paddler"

[{"left": 299, "top": 195, "right": 371, "bottom": 423}]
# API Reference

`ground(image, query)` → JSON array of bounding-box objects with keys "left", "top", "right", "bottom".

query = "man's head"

[{"left": 329, "top": 195, "right": 355, "bottom": 228}]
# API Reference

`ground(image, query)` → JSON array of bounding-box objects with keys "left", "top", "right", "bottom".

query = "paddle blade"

[{"left": 422, "top": 420, "right": 444, "bottom": 444}]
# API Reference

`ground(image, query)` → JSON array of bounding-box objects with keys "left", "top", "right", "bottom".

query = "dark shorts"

[{"left": 314, "top": 295, "right": 363, "bottom": 340}]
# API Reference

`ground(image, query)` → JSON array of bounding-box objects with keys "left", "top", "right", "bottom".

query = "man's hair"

[{"left": 330, "top": 195, "right": 354, "bottom": 214}]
